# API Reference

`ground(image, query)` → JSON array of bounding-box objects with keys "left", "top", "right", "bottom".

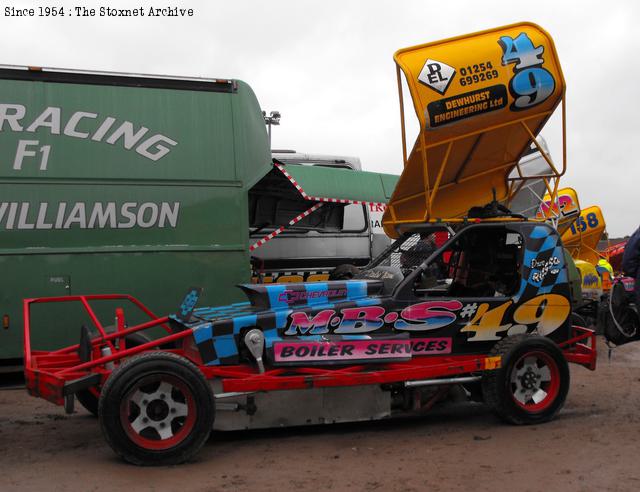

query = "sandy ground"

[{"left": 2, "top": 338, "right": 640, "bottom": 492}]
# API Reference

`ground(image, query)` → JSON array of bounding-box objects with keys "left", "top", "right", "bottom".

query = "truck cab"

[{"left": 249, "top": 151, "right": 392, "bottom": 284}]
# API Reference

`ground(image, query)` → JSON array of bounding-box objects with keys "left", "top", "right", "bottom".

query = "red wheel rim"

[
  {"left": 120, "top": 375, "right": 197, "bottom": 451},
  {"left": 509, "top": 350, "right": 560, "bottom": 412}
]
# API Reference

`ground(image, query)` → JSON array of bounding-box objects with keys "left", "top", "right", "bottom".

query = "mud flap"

[{"left": 78, "top": 324, "right": 92, "bottom": 362}]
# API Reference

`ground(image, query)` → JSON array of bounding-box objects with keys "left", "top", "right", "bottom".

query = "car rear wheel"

[
  {"left": 99, "top": 352, "right": 214, "bottom": 466},
  {"left": 482, "top": 334, "right": 569, "bottom": 425}
]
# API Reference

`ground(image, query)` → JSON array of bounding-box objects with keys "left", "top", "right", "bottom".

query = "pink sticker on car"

[{"left": 273, "top": 338, "right": 452, "bottom": 363}]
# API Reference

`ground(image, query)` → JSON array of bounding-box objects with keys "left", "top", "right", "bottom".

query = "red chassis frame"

[{"left": 23, "top": 295, "right": 598, "bottom": 407}]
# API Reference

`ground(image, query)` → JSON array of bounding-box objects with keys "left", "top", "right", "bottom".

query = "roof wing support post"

[
  {"left": 517, "top": 96, "right": 567, "bottom": 227},
  {"left": 419, "top": 130, "right": 432, "bottom": 221},
  {"left": 428, "top": 141, "right": 453, "bottom": 213},
  {"left": 396, "top": 65, "right": 409, "bottom": 168}
]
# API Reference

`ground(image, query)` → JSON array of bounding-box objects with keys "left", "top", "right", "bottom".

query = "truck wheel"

[
  {"left": 77, "top": 332, "right": 154, "bottom": 417},
  {"left": 481, "top": 334, "right": 569, "bottom": 425},
  {"left": 329, "top": 264, "right": 361, "bottom": 280},
  {"left": 99, "top": 352, "right": 214, "bottom": 466}
]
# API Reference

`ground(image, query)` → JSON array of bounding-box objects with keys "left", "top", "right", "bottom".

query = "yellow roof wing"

[{"left": 384, "top": 22, "right": 566, "bottom": 237}]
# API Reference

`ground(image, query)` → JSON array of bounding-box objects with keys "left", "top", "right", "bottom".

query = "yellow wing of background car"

[
  {"left": 536, "top": 187, "right": 607, "bottom": 266},
  {"left": 536, "top": 187, "right": 580, "bottom": 234},
  {"left": 562, "top": 206, "right": 607, "bottom": 266},
  {"left": 536, "top": 187, "right": 612, "bottom": 294}
]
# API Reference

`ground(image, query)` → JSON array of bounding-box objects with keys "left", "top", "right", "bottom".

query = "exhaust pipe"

[{"left": 405, "top": 375, "right": 481, "bottom": 388}]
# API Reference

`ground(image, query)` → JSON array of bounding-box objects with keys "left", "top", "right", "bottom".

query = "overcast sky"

[{"left": 1, "top": 0, "right": 636, "bottom": 236}]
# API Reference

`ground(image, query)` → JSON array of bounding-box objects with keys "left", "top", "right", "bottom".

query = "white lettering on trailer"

[
  {"left": 63, "top": 112, "right": 97, "bottom": 138},
  {"left": 0, "top": 202, "right": 180, "bottom": 230},
  {"left": 135, "top": 134, "right": 178, "bottom": 162},
  {"left": 0, "top": 202, "right": 9, "bottom": 227},
  {"left": 17, "top": 204, "right": 34, "bottom": 229},
  {"left": 26, "top": 107, "right": 61, "bottom": 134},
  {"left": 105, "top": 122, "right": 149, "bottom": 149},
  {"left": 0, "top": 104, "right": 26, "bottom": 131},
  {"left": 88, "top": 202, "right": 116, "bottom": 228},
  {"left": 91, "top": 117, "right": 116, "bottom": 142},
  {"left": 137, "top": 202, "right": 158, "bottom": 228},
  {"left": 0, "top": 104, "right": 178, "bottom": 163},
  {"left": 63, "top": 203, "right": 87, "bottom": 229},
  {"left": 55, "top": 203, "right": 66, "bottom": 228},
  {"left": 5, "top": 202, "right": 17, "bottom": 229},
  {"left": 13, "top": 140, "right": 50, "bottom": 170},
  {"left": 119, "top": 202, "right": 137, "bottom": 229},
  {"left": 36, "top": 203, "right": 53, "bottom": 229},
  {"left": 159, "top": 202, "right": 179, "bottom": 227},
  {"left": 13, "top": 140, "right": 38, "bottom": 169}
]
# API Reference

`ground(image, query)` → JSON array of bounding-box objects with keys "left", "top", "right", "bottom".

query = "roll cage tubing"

[
  {"left": 22, "top": 294, "right": 176, "bottom": 373},
  {"left": 390, "top": 222, "right": 525, "bottom": 301}
]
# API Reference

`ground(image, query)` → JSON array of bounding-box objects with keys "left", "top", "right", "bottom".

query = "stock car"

[{"left": 24, "top": 219, "right": 596, "bottom": 465}]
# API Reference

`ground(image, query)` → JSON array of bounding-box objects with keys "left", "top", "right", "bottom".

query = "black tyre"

[
  {"left": 603, "top": 282, "right": 640, "bottom": 345},
  {"left": 604, "top": 307, "right": 640, "bottom": 346},
  {"left": 76, "top": 332, "right": 154, "bottom": 417},
  {"left": 329, "top": 264, "right": 361, "bottom": 280},
  {"left": 571, "top": 312, "right": 588, "bottom": 328},
  {"left": 99, "top": 352, "right": 214, "bottom": 466},
  {"left": 482, "top": 334, "right": 569, "bottom": 425}
]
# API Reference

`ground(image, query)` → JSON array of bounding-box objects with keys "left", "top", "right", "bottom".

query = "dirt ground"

[{"left": 2, "top": 338, "right": 640, "bottom": 492}]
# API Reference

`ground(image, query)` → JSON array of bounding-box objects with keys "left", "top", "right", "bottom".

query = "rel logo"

[{"left": 418, "top": 59, "right": 456, "bottom": 95}]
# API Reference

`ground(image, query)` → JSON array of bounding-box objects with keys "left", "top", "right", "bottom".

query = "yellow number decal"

[
  {"left": 460, "top": 301, "right": 512, "bottom": 341},
  {"left": 512, "top": 294, "right": 570, "bottom": 336}
]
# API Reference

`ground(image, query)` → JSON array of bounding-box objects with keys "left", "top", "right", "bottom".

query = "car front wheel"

[{"left": 99, "top": 352, "right": 214, "bottom": 465}]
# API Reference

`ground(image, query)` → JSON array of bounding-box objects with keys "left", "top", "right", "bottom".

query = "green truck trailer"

[{"left": 0, "top": 66, "right": 399, "bottom": 363}]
